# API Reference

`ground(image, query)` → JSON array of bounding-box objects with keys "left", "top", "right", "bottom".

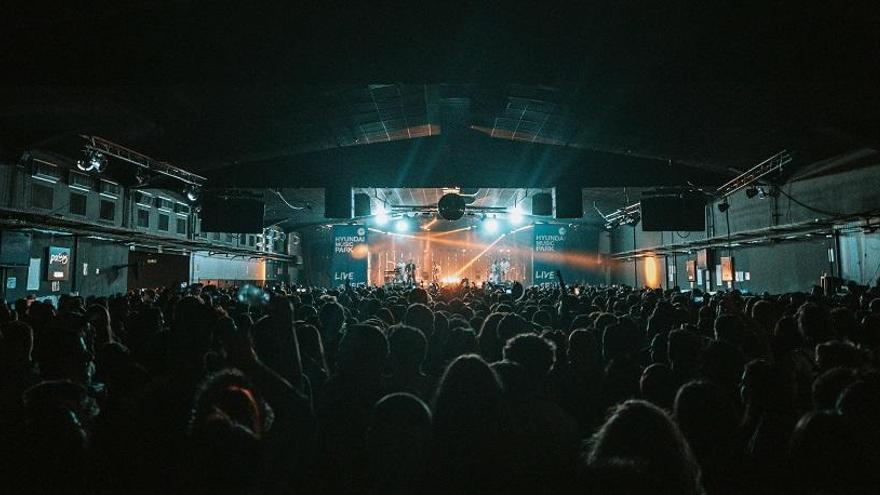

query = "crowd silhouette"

[{"left": 1, "top": 276, "right": 879, "bottom": 494}]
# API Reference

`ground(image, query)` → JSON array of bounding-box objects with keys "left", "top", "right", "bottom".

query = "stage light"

[
  {"left": 395, "top": 218, "right": 410, "bottom": 233},
  {"left": 375, "top": 206, "right": 390, "bottom": 226},
  {"left": 76, "top": 150, "right": 108, "bottom": 173},
  {"left": 717, "top": 200, "right": 730, "bottom": 213},
  {"left": 184, "top": 184, "right": 201, "bottom": 204},
  {"left": 745, "top": 187, "right": 759, "bottom": 199},
  {"left": 483, "top": 216, "right": 499, "bottom": 234},
  {"left": 508, "top": 205, "right": 524, "bottom": 225}
]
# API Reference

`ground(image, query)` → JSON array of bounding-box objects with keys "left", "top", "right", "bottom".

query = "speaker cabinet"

[
  {"left": 324, "top": 186, "right": 353, "bottom": 219},
  {"left": 532, "top": 192, "right": 552, "bottom": 216},
  {"left": 200, "top": 197, "right": 265, "bottom": 233},
  {"left": 640, "top": 189, "right": 706, "bottom": 231},
  {"left": 354, "top": 192, "right": 371, "bottom": 217},
  {"left": 553, "top": 185, "right": 583, "bottom": 219}
]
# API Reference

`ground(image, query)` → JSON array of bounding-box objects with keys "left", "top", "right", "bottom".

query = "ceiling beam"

[{"left": 207, "top": 132, "right": 729, "bottom": 189}]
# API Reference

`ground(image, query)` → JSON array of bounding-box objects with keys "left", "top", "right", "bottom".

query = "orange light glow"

[
  {"left": 643, "top": 256, "right": 661, "bottom": 288},
  {"left": 351, "top": 243, "right": 369, "bottom": 259}
]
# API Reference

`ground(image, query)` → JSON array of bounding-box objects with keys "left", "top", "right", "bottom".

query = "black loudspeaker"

[
  {"left": 532, "top": 193, "right": 552, "bottom": 216},
  {"left": 640, "top": 189, "right": 706, "bottom": 231},
  {"left": 553, "top": 185, "right": 583, "bottom": 219},
  {"left": 354, "top": 193, "right": 371, "bottom": 217},
  {"left": 200, "top": 196, "right": 265, "bottom": 233},
  {"left": 324, "top": 186, "right": 353, "bottom": 219}
]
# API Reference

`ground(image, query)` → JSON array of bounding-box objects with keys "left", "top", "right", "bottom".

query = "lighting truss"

[
  {"left": 596, "top": 202, "right": 641, "bottom": 229},
  {"left": 715, "top": 149, "right": 791, "bottom": 198},
  {"left": 80, "top": 135, "right": 207, "bottom": 186},
  {"left": 388, "top": 204, "right": 507, "bottom": 214}
]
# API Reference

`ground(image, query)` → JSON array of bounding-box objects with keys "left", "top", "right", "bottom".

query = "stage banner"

[
  {"left": 330, "top": 225, "right": 369, "bottom": 285},
  {"left": 533, "top": 223, "right": 567, "bottom": 284}
]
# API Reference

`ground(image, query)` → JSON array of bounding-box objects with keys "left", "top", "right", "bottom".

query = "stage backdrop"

[
  {"left": 533, "top": 223, "right": 601, "bottom": 285},
  {"left": 330, "top": 225, "right": 369, "bottom": 285},
  {"left": 533, "top": 224, "right": 567, "bottom": 284}
]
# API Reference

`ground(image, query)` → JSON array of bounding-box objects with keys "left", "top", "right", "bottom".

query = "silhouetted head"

[
  {"left": 789, "top": 411, "right": 859, "bottom": 492},
  {"left": 319, "top": 302, "right": 345, "bottom": 335},
  {"left": 337, "top": 324, "right": 388, "bottom": 378},
  {"left": 640, "top": 363, "right": 676, "bottom": 410},
  {"left": 21, "top": 380, "right": 98, "bottom": 494},
  {"left": 667, "top": 329, "right": 702, "bottom": 375},
  {"left": 1, "top": 320, "right": 34, "bottom": 365},
  {"left": 366, "top": 392, "right": 432, "bottom": 484},
  {"left": 532, "top": 309, "right": 552, "bottom": 328},
  {"left": 588, "top": 400, "right": 702, "bottom": 495},
  {"left": 700, "top": 340, "right": 745, "bottom": 393},
  {"left": 602, "top": 319, "right": 643, "bottom": 362},
  {"left": 189, "top": 368, "right": 268, "bottom": 439},
  {"left": 812, "top": 367, "right": 857, "bottom": 411},
  {"left": 388, "top": 324, "right": 427, "bottom": 373},
  {"left": 491, "top": 359, "right": 532, "bottom": 401},
  {"left": 798, "top": 303, "right": 833, "bottom": 346},
  {"left": 713, "top": 314, "right": 744, "bottom": 347},
  {"left": 815, "top": 340, "right": 859, "bottom": 372},
  {"left": 497, "top": 313, "right": 531, "bottom": 343},
  {"left": 404, "top": 303, "right": 434, "bottom": 337},
  {"left": 432, "top": 355, "right": 503, "bottom": 455},
  {"left": 837, "top": 377, "right": 880, "bottom": 429},
  {"left": 568, "top": 328, "right": 599, "bottom": 369},
  {"left": 477, "top": 312, "right": 506, "bottom": 362},
  {"left": 674, "top": 380, "right": 740, "bottom": 456},
  {"left": 408, "top": 287, "right": 429, "bottom": 305},
  {"left": 503, "top": 333, "right": 555, "bottom": 387},
  {"left": 751, "top": 299, "right": 776, "bottom": 329},
  {"left": 740, "top": 359, "right": 795, "bottom": 411}
]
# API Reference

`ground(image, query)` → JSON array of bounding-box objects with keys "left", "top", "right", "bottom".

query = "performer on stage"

[
  {"left": 405, "top": 259, "right": 417, "bottom": 285},
  {"left": 432, "top": 262, "right": 441, "bottom": 283},
  {"left": 488, "top": 258, "right": 500, "bottom": 284},
  {"left": 395, "top": 260, "right": 405, "bottom": 284},
  {"left": 500, "top": 257, "right": 510, "bottom": 282}
]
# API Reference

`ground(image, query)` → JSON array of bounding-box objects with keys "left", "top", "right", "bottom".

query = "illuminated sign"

[{"left": 47, "top": 246, "right": 71, "bottom": 281}]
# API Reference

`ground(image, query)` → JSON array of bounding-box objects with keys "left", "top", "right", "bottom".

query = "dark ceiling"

[{"left": 1, "top": 2, "right": 878, "bottom": 229}]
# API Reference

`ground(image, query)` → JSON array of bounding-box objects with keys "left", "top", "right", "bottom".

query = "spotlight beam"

[{"left": 454, "top": 232, "right": 509, "bottom": 278}]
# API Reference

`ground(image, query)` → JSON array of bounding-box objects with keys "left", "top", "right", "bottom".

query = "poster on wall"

[
  {"left": 330, "top": 225, "right": 369, "bottom": 285},
  {"left": 686, "top": 260, "right": 696, "bottom": 282},
  {"left": 533, "top": 223, "right": 567, "bottom": 284},
  {"left": 46, "top": 246, "right": 71, "bottom": 281},
  {"left": 27, "top": 258, "right": 41, "bottom": 290},
  {"left": 720, "top": 256, "right": 735, "bottom": 282}
]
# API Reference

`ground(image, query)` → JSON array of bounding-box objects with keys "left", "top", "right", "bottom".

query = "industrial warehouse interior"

[{"left": 1, "top": 3, "right": 879, "bottom": 495}]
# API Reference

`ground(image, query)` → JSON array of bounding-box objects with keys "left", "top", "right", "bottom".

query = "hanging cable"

[
  {"left": 273, "top": 189, "right": 307, "bottom": 210},
  {"left": 776, "top": 185, "right": 880, "bottom": 218}
]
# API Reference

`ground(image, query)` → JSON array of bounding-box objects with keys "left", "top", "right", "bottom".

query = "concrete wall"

[
  {"left": 608, "top": 158, "right": 880, "bottom": 292},
  {"left": 1, "top": 233, "right": 130, "bottom": 302},
  {"left": 191, "top": 252, "right": 266, "bottom": 284},
  {"left": 839, "top": 227, "right": 880, "bottom": 286}
]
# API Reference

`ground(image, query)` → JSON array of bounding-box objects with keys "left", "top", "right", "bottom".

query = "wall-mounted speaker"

[
  {"left": 532, "top": 192, "right": 552, "bottom": 216},
  {"left": 324, "top": 186, "right": 353, "bottom": 219},
  {"left": 354, "top": 192, "right": 371, "bottom": 217},
  {"left": 200, "top": 196, "right": 265, "bottom": 233},
  {"left": 640, "top": 189, "right": 706, "bottom": 231},
  {"left": 553, "top": 185, "right": 583, "bottom": 219}
]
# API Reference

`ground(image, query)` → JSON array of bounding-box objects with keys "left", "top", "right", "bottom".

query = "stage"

[{"left": 326, "top": 220, "right": 604, "bottom": 287}]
